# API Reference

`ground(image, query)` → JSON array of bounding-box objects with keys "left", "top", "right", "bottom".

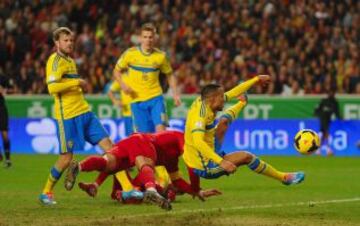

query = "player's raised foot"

[
  {"left": 122, "top": 189, "right": 144, "bottom": 202},
  {"left": 78, "top": 182, "right": 97, "bottom": 197},
  {"left": 143, "top": 190, "right": 172, "bottom": 210},
  {"left": 64, "top": 161, "right": 79, "bottom": 191},
  {"left": 39, "top": 193, "right": 57, "bottom": 205},
  {"left": 282, "top": 172, "right": 305, "bottom": 185}
]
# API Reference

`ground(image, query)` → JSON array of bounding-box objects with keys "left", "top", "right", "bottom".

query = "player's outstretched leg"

[
  {"left": 247, "top": 154, "right": 305, "bottom": 185},
  {"left": 224, "top": 151, "right": 305, "bottom": 185},
  {"left": 64, "top": 161, "right": 79, "bottom": 191}
]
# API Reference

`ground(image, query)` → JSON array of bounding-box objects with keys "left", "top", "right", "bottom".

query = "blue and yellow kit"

[
  {"left": 46, "top": 52, "right": 107, "bottom": 153},
  {"left": 115, "top": 46, "right": 172, "bottom": 103}
]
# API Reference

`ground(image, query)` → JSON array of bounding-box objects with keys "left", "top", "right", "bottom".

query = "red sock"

[
  {"left": 95, "top": 172, "right": 109, "bottom": 186},
  {"left": 155, "top": 184, "right": 164, "bottom": 194},
  {"left": 79, "top": 156, "right": 107, "bottom": 172},
  {"left": 137, "top": 165, "right": 156, "bottom": 189},
  {"left": 173, "top": 178, "right": 194, "bottom": 194}
]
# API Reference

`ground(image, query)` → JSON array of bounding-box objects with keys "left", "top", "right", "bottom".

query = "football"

[{"left": 294, "top": 129, "right": 321, "bottom": 154}]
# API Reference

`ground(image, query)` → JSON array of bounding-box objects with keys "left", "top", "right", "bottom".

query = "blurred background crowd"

[{"left": 0, "top": 0, "right": 359, "bottom": 95}]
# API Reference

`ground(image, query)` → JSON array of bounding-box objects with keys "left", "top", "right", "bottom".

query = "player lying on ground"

[
  {"left": 65, "top": 131, "right": 220, "bottom": 210},
  {"left": 78, "top": 165, "right": 195, "bottom": 204},
  {"left": 79, "top": 153, "right": 220, "bottom": 204},
  {"left": 78, "top": 131, "right": 221, "bottom": 203},
  {"left": 183, "top": 77, "right": 305, "bottom": 191}
]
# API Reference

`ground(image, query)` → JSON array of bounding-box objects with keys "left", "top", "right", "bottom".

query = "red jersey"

[
  {"left": 143, "top": 130, "right": 184, "bottom": 173},
  {"left": 108, "top": 133, "right": 157, "bottom": 170}
]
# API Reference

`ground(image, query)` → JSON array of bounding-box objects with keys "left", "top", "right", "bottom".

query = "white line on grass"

[{"left": 124, "top": 197, "right": 360, "bottom": 218}]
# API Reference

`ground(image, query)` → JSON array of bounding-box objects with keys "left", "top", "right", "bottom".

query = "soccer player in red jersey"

[{"left": 65, "top": 131, "right": 220, "bottom": 210}]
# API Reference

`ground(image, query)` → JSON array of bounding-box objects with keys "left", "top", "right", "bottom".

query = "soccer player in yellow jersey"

[
  {"left": 108, "top": 79, "right": 133, "bottom": 137},
  {"left": 39, "top": 27, "right": 113, "bottom": 205},
  {"left": 184, "top": 77, "right": 305, "bottom": 190},
  {"left": 114, "top": 23, "right": 181, "bottom": 133}
]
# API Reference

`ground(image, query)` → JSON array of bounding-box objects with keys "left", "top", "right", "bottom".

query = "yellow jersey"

[
  {"left": 109, "top": 79, "right": 132, "bottom": 117},
  {"left": 183, "top": 97, "right": 223, "bottom": 170},
  {"left": 183, "top": 76, "right": 260, "bottom": 170},
  {"left": 115, "top": 46, "right": 172, "bottom": 102},
  {"left": 46, "top": 52, "right": 89, "bottom": 120}
]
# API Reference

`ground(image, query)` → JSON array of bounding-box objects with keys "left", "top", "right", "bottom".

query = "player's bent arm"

[
  {"left": 170, "top": 171, "right": 195, "bottom": 195},
  {"left": 216, "top": 118, "right": 230, "bottom": 144},
  {"left": 47, "top": 80, "right": 80, "bottom": 94},
  {"left": 170, "top": 171, "right": 220, "bottom": 201},
  {"left": 107, "top": 89, "right": 121, "bottom": 106},
  {"left": 192, "top": 131, "right": 223, "bottom": 164},
  {"left": 225, "top": 76, "right": 259, "bottom": 101},
  {"left": 216, "top": 100, "right": 247, "bottom": 142},
  {"left": 113, "top": 69, "right": 131, "bottom": 93},
  {"left": 167, "top": 73, "right": 181, "bottom": 105}
]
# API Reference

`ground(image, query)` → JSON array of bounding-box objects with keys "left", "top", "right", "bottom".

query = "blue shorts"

[
  {"left": 130, "top": 95, "right": 168, "bottom": 133},
  {"left": 123, "top": 116, "right": 133, "bottom": 137},
  {"left": 192, "top": 142, "right": 229, "bottom": 179},
  {"left": 56, "top": 111, "right": 108, "bottom": 154}
]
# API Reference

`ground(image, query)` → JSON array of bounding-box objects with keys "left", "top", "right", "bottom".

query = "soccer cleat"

[
  {"left": 64, "top": 161, "right": 79, "bottom": 191},
  {"left": 78, "top": 182, "right": 98, "bottom": 197},
  {"left": 39, "top": 193, "right": 57, "bottom": 205},
  {"left": 283, "top": 172, "right": 305, "bottom": 185},
  {"left": 122, "top": 189, "right": 144, "bottom": 201},
  {"left": 3, "top": 160, "right": 11, "bottom": 168},
  {"left": 143, "top": 190, "right": 172, "bottom": 210}
]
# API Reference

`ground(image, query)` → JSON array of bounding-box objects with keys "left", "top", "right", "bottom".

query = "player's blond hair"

[
  {"left": 53, "top": 27, "right": 73, "bottom": 41},
  {"left": 141, "top": 23, "right": 157, "bottom": 34}
]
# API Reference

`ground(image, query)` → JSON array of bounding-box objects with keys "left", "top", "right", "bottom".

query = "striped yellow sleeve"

[
  {"left": 115, "top": 50, "right": 129, "bottom": 71},
  {"left": 224, "top": 76, "right": 259, "bottom": 101},
  {"left": 190, "top": 102, "right": 223, "bottom": 164},
  {"left": 47, "top": 80, "right": 80, "bottom": 95},
  {"left": 46, "top": 55, "right": 63, "bottom": 84},
  {"left": 220, "top": 101, "right": 247, "bottom": 122},
  {"left": 160, "top": 54, "right": 173, "bottom": 75}
]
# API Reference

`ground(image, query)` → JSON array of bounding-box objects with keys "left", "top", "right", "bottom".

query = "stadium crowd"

[{"left": 0, "top": 0, "right": 359, "bottom": 95}]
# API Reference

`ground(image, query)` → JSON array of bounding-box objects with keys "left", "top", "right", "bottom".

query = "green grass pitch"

[{"left": 0, "top": 155, "right": 359, "bottom": 226}]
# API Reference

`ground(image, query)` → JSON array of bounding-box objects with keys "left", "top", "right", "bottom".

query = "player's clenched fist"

[{"left": 257, "top": 74, "right": 271, "bottom": 85}]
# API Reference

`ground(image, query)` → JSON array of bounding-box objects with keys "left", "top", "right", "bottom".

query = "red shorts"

[{"left": 108, "top": 133, "right": 157, "bottom": 170}]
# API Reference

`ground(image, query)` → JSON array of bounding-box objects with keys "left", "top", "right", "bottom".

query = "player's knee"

[
  {"left": 103, "top": 154, "right": 116, "bottom": 172},
  {"left": 243, "top": 152, "right": 255, "bottom": 164},
  {"left": 135, "top": 156, "right": 154, "bottom": 170},
  {"left": 58, "top": 154, "right": 73, "bottom": 168}
]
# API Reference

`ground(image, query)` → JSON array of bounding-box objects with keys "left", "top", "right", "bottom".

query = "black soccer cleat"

[
  {"left": 143, "top": 190, "right": 172, "bottom": 211},
  {"left": 64, "top": 161, "right": 79, "bottom": 191}
]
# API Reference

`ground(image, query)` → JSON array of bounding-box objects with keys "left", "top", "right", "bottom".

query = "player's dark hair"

[
  {"left": 141, "top": 23, "right": 157, "bottom": 33},
  {"left": 53, "top": 27, "right": 73, "bottom": 41},
  {"left": 201, "top": 84, "right": 222, "bottom": 100}
]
